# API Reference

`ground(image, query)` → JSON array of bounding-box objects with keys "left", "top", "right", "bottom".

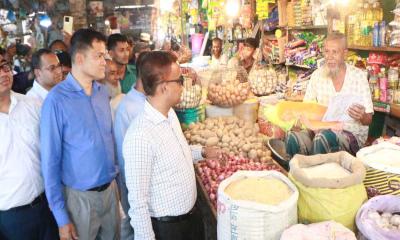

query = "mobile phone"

[{"left": 63, "top": 16, "right": 73, "bottom": 35}]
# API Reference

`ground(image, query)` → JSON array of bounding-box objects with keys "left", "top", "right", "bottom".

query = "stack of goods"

[
  {"left": 217, "top": 171, "right": 298, "bottom": 240},
  {"left": 346, "top": 0, "right": 384, "bottom": 47},
  {"left": 285, "top": 68, "right": 314, "bottom": 101},
  {"left": 285, "top": 31, "right": 324, "bottom": 68},
  {"left": 184, "top": 117, "right": 271, "bottom": 161},
  {"left": 196, "top": 154, "right": 281, "bottom": 207},
  {"left": 367, "top": 53, "right": 400, "bottom": 105},
  {"left": 248, "top": 65, "right": 277, "bottom": 96},
  {"left": 357, "top": 142, "right": 400, "bottom": 198},
  {"left": 291, "top": 0, "right": 302, "bottom": 27},
  {"left": 346, "top": 51, "right": 367, "bottom": 69},
  {"left": 301, "top": 0, "right": 312, "bottom": 26},
  {"left": 281, "top": 221, "right": 356, "bottom": 240},
  {"left": 390, "top": 4, "right": 400, "bottom": 47},
  {"left": 207, "top": 67, "right": 250, "bottom": 107},
  {"left": 289, "top": 151, "right": 367, "bottom": 231},
  {"left": 356, "top": 195, "right": 400, "bottom": 239}
]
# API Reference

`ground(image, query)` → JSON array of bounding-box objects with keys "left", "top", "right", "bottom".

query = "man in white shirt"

[
  {"left": 123, "top": 51, "right": 220, "bottom": 240},
  {"left": 27, "top": 48, "right": 63, "bottom": 102},
  {"left": 0, "top": 59, "right": 58, "bottom": 239},
  {"left": 285, "top": 32, "right": 373, "bottom": 157},
  {"left": 210, "top": 37, "right": 228, "bottom": 68}
]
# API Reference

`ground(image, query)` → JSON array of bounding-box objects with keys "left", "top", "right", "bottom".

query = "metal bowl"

[{"left": 267, "top": 138, "right": 290, "bottom": 171}]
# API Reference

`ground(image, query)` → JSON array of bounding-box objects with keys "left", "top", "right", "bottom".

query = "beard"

[{"left": 323, "top": 62, "right": 345, "bottom": 80}]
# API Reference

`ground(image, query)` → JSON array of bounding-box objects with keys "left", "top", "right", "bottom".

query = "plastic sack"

[
  {"left": 356, "top": 195, "right": 400, "bottom": 240},
  {"left": 262, "top": 101, "right": 330, "bottom": 131},
  {"left": 217, "top": 171, "right": 299, "bottom": 240},
  {"left": 280, "top": 220, "right": 356, "bottom": 240},
  {"left": 207, "top": 67, "right": 251, "bottom": 107},
  {"left": 258, "top": 96, "right": 285, "bottom": 138},
  {"left": 289, "top": 152, "right": 368, "bottom": 231},
  {"left": 248, "top": 65, "right": 277, "bottom": 96}
]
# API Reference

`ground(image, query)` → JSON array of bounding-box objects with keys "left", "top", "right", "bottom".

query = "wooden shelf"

[
  {"left": 278, "top": 25, "right": 328, "bottom": 30},
  {"left": 390, "top": 104, "right": 400, "bottom": 119},
  {"left": 348, "top": 45, "right": 400, "bottom": 53}
]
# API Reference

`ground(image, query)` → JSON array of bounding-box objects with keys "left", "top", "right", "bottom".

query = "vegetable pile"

[
  {"left": 184, "top": 117, "right": 272, "bottom": 162},
  {"left": 248, "top": 66, "right": 277, "bottom": 96},
  {"left": 196, "top": 154, "right": 284, "bottom": 207},
  {"left": 208, "top": 80, "right": 250, "bottom": 107}
]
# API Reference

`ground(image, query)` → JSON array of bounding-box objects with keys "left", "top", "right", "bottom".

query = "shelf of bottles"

[{"left": 346, "top": 0, "right": 388, "bottom": 48}]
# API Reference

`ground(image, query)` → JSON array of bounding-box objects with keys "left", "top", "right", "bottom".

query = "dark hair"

[
  {"left": 31, "top": 48, "right": 53, "bottom": 69},
  {"left": 212, "top": 37, "right": 222, "bottom": 45},
  {"left": 133, "top": 42, "right": 150, "bottom": 54},
  {"left": 107, "top": 33, "right": 128, "bottom": 51},
  {"left": 244, "top": 38, "right": 258, "bottom": 49},
  {"left": 16, "top": 44, "right": 31, "bottom": 56},
  {"left": 56, "top": 51, "right": 72, "bottom": 68},
  {"left": 135, "top": 50, "right": 149, "bottom": 78},
  {"left": 49, "top": 40, "right": 68, "bottom": 51},
  {"left": 139, "top": 51, "right": 177, "bottom": 96},
  {"left": 0, "top": 47, "right": 6, "bottom": 56},
  {"left": 69, "top": 28, "right": 107, "bottom": 63}
]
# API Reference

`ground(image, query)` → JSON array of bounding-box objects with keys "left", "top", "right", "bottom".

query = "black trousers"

[
  {"left": 151, "top": 206, "right": 204, "bottom": 240},
  {"left": 0, "top": 195, "right": 59, "bottom": 240}
]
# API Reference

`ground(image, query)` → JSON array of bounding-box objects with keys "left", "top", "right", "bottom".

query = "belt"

[
  {"left": 4, "top": 193, "right": 45, "bottom": 212},
  {"left": 87, "top": 182, "right": 111, "bottom": 192},
  {"left": 151, "top": 206, "right": 196, "bottom": 223}
]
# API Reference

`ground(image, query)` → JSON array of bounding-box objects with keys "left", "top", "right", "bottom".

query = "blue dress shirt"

[
  {"left": 114, "top": 87, "right": 146, "bottom": 180},
  {"left": 40, "top": 73, "right": 118, "bottom": 227}
]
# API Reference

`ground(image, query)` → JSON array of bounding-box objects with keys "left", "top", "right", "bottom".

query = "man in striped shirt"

[{"left": 123, "top": 51, "right": 218, "bottom": 240}]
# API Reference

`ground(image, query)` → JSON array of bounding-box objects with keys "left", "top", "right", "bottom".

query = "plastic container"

[
  {"left": 205, "top": 104, "right": 233, "bottom": 118},
  {"left": 175, "top": 107, "right": 199, "bottom": 130},
  {"left": 233, "top": 97, "right": 259, "bottom": 123}
]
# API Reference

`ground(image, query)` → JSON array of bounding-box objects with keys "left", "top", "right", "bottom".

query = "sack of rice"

[
  {"left": 289, "top": 151, "right": 367, "bottom": 231},
  {"left": 217, "top": 170, "right": 298, "bottom": 240}
]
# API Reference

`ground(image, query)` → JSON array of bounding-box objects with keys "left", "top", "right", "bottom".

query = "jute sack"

[{"left": 289, "top": 151, "right": 367, "bottom": 231}]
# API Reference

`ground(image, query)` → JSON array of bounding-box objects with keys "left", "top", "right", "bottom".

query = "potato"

[
  {"left": 248, "top": 149, "right": 258, "bottom": 159},
  {"left": 242, "top": 144, "right": 251, "bottom": 152},
  {"left": 205, "top": 137, "right": 219, "bottom": 147}
]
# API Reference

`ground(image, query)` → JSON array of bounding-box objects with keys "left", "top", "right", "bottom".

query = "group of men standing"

[{"left": 1, "top": 28, "right": 219, "bottom": 240}]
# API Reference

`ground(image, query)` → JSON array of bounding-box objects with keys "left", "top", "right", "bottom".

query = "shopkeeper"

[
  {"left": 286, "top": 32, "right": 374, "bottom": 157},
  {"left": 210, "top": 37, "right": 228, "bottom": 68},
  {"left": 228, "top": 37, "right": 258, "bottom": 73}
]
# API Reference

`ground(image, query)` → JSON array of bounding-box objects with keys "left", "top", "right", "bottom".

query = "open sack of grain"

[
  {"left": 217, "top": 171, "right": 298, "bottom": 240},
  {"left": 357, "top": 142, "right": 400, "bottom": 198},
  {"left": 356, "top": 195, "right": 400, "bottom": 240},
  {"left": 289, "top": 151, "right": 367, "bottom": 231},
  {"left": 280, "top": 220, "right": 356, "bottom": 240}
]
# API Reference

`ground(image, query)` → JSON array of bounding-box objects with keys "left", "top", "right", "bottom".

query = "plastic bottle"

[
  {"left": 373, "top": 22, "right": 380, "bottom": 47},
  {"left": 380, "top": 21, "right": 386, "bottom": 47}
]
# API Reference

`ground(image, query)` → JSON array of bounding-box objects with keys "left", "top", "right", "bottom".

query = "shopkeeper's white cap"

[{"left": 140, "top": 33, "right": 151, "bottom": 42}]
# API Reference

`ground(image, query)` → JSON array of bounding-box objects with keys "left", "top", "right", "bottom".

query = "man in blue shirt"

[
  {"left": 114, "top": 51, "right": 148, "bottom": 239},
  {"left": 41, "top": 28, "right": 119, "bottom": 240}
]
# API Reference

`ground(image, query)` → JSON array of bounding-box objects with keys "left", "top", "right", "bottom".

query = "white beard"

[{"left": 105, "top": 82, "right": 122, "bottom": 98}]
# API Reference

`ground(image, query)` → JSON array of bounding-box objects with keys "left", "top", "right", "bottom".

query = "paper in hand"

[{"left": 322, "top": 94, "right": 364, "bottom": 122}]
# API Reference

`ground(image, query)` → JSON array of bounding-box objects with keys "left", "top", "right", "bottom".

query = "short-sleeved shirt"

[
  {"left": 303, "top": 64, "right": 374, "bottom": 146},
  {"left": 120, "top": 64, "right": 137, "bottom": 94}
]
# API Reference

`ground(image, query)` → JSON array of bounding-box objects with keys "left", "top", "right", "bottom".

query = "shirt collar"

[
  {"left": 64, "top": 73, "right": 102, "bottom": 93},
  {"left": 144, "top": 100, "right": 174, "bottom": 125},
  {"left": 8, "top": 91, "right": 20, "bottom": 114},
  {"left": 127, "top": 87, "right": 146, "bottom": 99},
  {"left": 32, "top": 80, "right": 49, "bottom": 100}
]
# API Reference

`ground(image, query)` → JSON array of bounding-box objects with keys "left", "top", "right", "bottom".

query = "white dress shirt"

[
  {"left": 0, "top": 92, "right": 44, "bottom": 210},
  {"left": 123, "top": 101, "right": 200, "bottom": 240},
  {"left": 26, "top": 80, "right": 49, "bottom": 103}
]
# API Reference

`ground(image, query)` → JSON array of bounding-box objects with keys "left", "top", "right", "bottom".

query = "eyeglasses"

[
  {"left": 43, "top": 64, "right": 62, "bottom": 72},
  {"left": 0, "top": 63, "right": 11, "bottom": 73},
  {"left": 157, "top": 75, "right": 184, "bottom": 86}
]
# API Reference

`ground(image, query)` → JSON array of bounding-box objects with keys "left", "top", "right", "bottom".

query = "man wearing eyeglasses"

[
  {"left": 285, "top": 32, "right": 373, "bottom": 157},
  {"left": 0, "top": 59, "right": 59, "bottom": 239},
  {"left": 123, "top": 51, "right": 220, "bottom": 240},
  {"left": 27, "top": 49, "right": 62, "bottom": 103}
]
